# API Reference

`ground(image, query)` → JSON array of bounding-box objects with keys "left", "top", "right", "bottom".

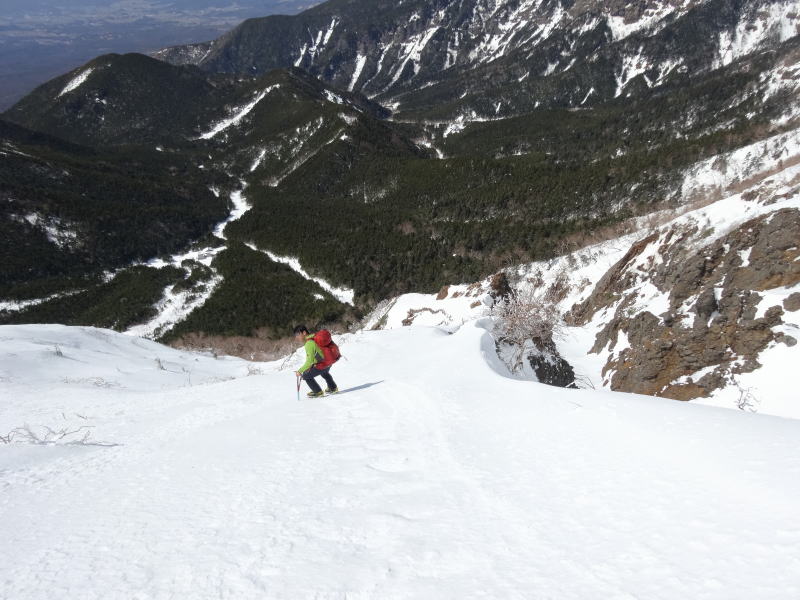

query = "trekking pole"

[{"left": 296, "top": 372, "right": 301, "bottom": 402}]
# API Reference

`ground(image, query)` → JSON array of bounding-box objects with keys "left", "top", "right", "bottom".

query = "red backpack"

[{"left": 313, "top": 329, "right": 341, "bottom": 369}]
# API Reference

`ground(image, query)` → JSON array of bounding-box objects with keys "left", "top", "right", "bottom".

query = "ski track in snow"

[{"left": 1, "top": 324, "right": 799, "bottom": 599}]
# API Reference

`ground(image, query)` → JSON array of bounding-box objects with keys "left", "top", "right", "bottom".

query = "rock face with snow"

[
  {"left": 359, "top": 123, "right": 800, "bottom": 417},
  {"left": 569, "top": 205, "right": 800, "bottom": 400},
  {"left": 155, "top": 0, "right": 799, "bottom": 117}
]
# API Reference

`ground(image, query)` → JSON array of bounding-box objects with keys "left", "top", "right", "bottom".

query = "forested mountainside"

[{"left": 1, "top": 0, "right": 798, "bottom": 351}]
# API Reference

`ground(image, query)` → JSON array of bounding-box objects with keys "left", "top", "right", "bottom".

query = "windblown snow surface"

[{"left": 1, "top": 324, "right": 799, "bottom": 599}]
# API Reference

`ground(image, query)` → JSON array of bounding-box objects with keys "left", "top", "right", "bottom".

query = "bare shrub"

[
  {"left": 489, "top": 272, "right": 512, "bottom": 301},
  {"left": 493, "top": 287, "right": 565, "bottom": 373},
  {"left": 572, "top": 373, "right": 596, "bottom": 390},
  {"left": 1, "top": 423, "right": 118, "bottom": 446},
  {"left": 402, "top": 307, "right": 446, "bottom": 326},
  {"left": 62, "top": 376, "right": 118, "bottom": 388},
  {"left": 546, "top": 268, "right": 572, "bottom": 305},
  {"left": 246, "top": 364, "right": 265, "bottom": 376},
  {"left": 736, "top": 383, "right": 759, "bottom": 412}
]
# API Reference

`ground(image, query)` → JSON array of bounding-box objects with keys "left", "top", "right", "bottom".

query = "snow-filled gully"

[
  {"left": 122, "top": 184, "right": 251, "bottom": 339},
  {"left": 199, "top": 85, "right": 280, "bottom": 140},
  {"left": 245, "top": 242, "right": 355, "bottom": 305}
]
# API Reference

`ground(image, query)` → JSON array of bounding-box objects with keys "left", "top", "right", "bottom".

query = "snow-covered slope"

[
  {"left": 1, "top": 323, "right": 799, "bottom": 598},
  {"left": 0, "top": 324, "right": 250, "bottom": 393}
]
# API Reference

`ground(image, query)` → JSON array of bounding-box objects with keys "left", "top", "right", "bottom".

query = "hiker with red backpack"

[{"left": 293, "top": 324, "right": 341, "bottom": 398}]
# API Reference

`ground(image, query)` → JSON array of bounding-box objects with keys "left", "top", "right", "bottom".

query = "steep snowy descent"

[{"left": 1, "top": 323, "right": 799, "bottom": 598}]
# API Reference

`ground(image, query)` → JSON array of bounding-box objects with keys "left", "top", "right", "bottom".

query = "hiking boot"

[
  {"left": 325, "top": 387, "right": 339, "bottom": 394},
  {"left": 306, "top": 390, "right": 324, "bottom": 398}
]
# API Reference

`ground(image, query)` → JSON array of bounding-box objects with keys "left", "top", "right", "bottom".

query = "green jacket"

[{"left": 299, "top": 334, "right": 324, "bottom": 373}]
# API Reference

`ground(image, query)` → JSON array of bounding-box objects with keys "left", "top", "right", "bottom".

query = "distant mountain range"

[
  {"left": 0, "top": 0, "right": 314, "bottom": 110},
  {"left": 156, "top": 0, "right": 798, "bottom": 117},
  {"left": 1, "top": 0, "right": 798, "bottom": 348}
]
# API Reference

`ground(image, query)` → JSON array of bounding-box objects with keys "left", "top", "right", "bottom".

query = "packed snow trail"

[{"left": 1, "top": 324, "right": 799, "bottom": 598}]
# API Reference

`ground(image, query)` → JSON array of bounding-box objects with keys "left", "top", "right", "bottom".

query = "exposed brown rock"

[
  {"left": 527, "top": 338, "right": 576, "bottom": 388},
  {"left": 570, "top": 207, "right": 800, "bottom": 401},
  {"left": 784, "top": 292, "right": 800, "bottom": 312},
  {"left": 569, "top": 232, "right": 659, "bottom": 326},
  {"left": 489, "top": 272, "right": 512, "bottom": 301}
]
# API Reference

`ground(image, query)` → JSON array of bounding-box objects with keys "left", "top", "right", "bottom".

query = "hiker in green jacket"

[{"left": 294, "top": 324, "right": 338, "bottom": 398}]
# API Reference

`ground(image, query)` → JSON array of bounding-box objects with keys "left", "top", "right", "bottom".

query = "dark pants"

[{"left": 302, "top": 366, "right": 337, "bottom": 393}]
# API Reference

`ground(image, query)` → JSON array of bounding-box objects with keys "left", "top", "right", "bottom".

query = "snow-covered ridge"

[
  {"left": 679, "top": 126, "right": 800, "bottom": 201},
  {"left": 154, "top": 0, "right": 797, "bottom": 116},
  {"left": 151, "top": 41, "right": 214, "bottom": 66}
]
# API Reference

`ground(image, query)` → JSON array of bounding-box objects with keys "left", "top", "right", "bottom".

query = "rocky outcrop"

[
  {"left": 527, "top": 338, "right": 577, "bottom": 389},
  {"left": 569, "top": 206, "right": 800, "bottom": 400}
]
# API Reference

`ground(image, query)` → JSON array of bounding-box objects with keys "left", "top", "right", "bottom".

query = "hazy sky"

[
  {"left": 0, "top": 1, "right": 314, "bottom": 28},
  {"left": 0, "top": 0, "right": 317, "bottom": 110}
]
